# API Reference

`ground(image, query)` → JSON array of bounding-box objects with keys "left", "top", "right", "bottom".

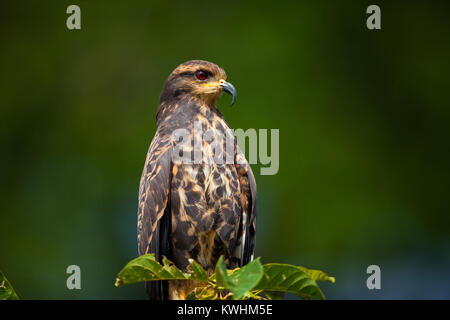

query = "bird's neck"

[{"left": 156, "top": 95, "right": 223, "bottom": 128}]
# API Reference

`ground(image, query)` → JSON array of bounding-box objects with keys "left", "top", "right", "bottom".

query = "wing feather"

[
  {"left": 235, "top": 145, "right": 257, "bottom": 266},
  {"left": 137, "top": 132, "right": 172, "bottom": 300}
]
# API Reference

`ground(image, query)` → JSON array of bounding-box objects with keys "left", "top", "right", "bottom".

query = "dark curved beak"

[{"left": 220, "top": 81, "right": 237, "bottom": 106}]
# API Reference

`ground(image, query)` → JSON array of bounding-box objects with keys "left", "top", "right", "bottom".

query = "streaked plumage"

[{"left": 137, "top": 60, "right": 257, "bottom": 300}]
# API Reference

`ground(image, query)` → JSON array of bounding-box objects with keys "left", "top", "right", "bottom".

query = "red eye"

[{"left": 195, "top": 70, "right": 208, "bottom": 80}]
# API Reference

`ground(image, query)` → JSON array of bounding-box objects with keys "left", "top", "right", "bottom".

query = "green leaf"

[
  {"left": 298, "top": 266, "right": 335, "bottom": 283},
  {"left": 115, "top": 254, "right": 181, "bottom": 286},
  {"left": 115, "top": 254, "right": 211, "bottom": 287},
  {"left": 0, "top": 270, "right": 19, "bottom": 300},
  {"left": 215, "top": 256, "right": 264, "bottom": 300},
  {"left": 187, "top": 259, "right": 209, "bottom": 282},
  {"left": 161, "top": 256, "right": 186, "bottom": 279},
  {"left": 264, "top": 290, "right": 285, "bottom": 300},
  {"left": 186, "top": 287, "right": 218, "bottom": 300},
  {"left": 215, "top": 256, "right": 229, "bottom": 288},
  {"left": 255, "top": 263, "right": 327, "bottom": 300}
]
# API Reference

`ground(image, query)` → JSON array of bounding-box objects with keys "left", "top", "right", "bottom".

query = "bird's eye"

[{"left": 195, "top": 70, "right": 208, "bottom": 80}]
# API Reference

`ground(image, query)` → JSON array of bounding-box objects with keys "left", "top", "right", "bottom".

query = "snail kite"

[{"left": 137, "top": 60, "right": 257, "bottom": 300}]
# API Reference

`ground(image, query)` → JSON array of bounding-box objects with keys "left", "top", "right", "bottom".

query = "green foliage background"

[{"left": 0, "top": 0, "right": 449, "bottom": 299}]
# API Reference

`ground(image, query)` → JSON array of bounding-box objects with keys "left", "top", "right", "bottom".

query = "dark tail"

[{"left": 145, "top": 280, "right": 168, "bottom": 300}]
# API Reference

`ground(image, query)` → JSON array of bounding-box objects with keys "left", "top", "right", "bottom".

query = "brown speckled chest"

[{"left": 169, "top": 110, "right": 243, "bottom": 272}]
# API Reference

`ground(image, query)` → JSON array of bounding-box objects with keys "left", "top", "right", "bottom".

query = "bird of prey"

[{"left": 137, "top": 60, "right": 257, "bottom": 300}]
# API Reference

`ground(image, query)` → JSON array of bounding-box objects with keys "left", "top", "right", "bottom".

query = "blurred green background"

[{"left": 1, "top": 0, "right": 449, "bottom": 299}]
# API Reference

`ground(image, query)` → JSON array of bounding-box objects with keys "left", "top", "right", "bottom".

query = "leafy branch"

[
  {"left": 0, "top": 270, "right": 19, "bottom": 300},
  {"left": 115, "top": 254, "right": 335, "bottom": 300}
]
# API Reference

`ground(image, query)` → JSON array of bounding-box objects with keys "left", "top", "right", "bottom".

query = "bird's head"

[{"left": 159, "top": 60, "right": 236, "bottom": 107}]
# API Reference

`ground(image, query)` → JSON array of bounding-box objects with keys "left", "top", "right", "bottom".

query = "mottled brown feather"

[{"left": 137, "top": 60, "right": 257, "bottom": 300}]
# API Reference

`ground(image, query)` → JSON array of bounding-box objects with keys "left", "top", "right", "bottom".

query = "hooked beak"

[{"left": 220, "top": 81, "right": 237, "bottom": 106}]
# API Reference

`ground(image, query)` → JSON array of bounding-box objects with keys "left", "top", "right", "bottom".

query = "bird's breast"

[
  {"left": 168, "top": 112, "right": 243, "bottom": 271},
  {"left": 171, "top": 162, "right": 239, "bottom": 230}
]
